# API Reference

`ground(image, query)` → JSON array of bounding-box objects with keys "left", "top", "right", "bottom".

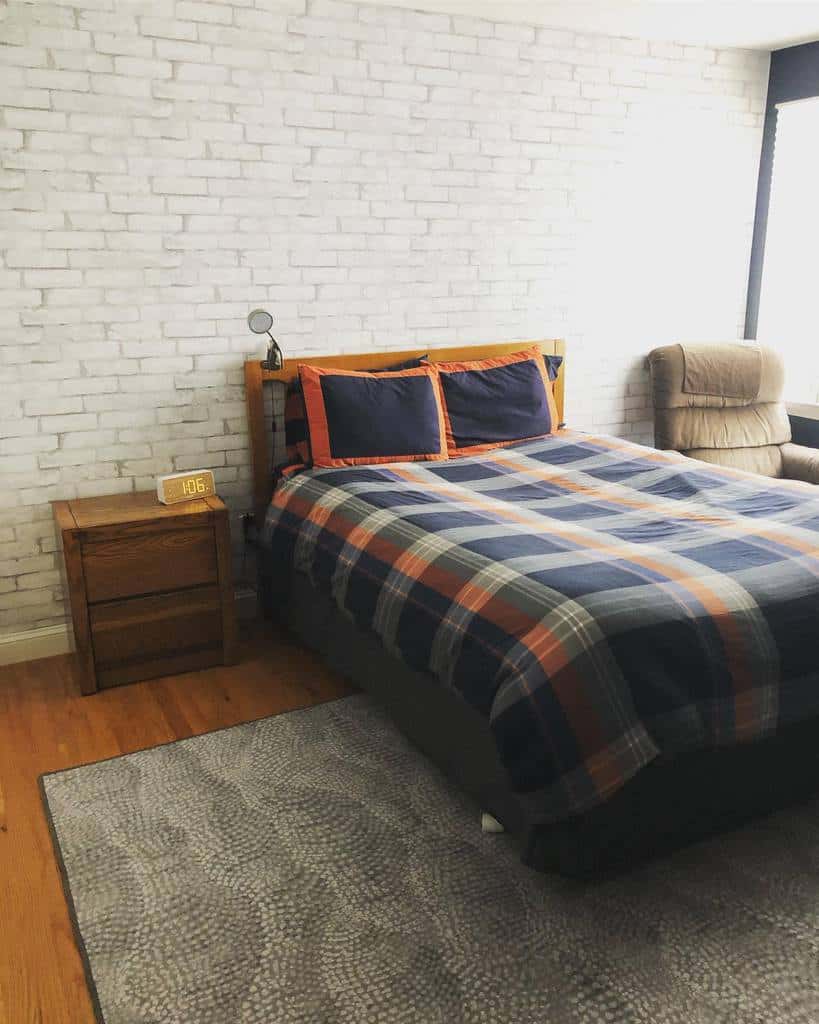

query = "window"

[{"left": 756, "top": 96, "right": 819, "bottom": 403}]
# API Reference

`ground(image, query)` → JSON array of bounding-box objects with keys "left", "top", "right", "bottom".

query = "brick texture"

[{"left": 0, "top": 0, "right": 768, "bottom": 636}]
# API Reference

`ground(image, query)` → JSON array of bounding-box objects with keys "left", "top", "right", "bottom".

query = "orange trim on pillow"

[
  {"left": 431, "top": 345, "right": 559, "bottom": 456},
  {"left": 298, "top": 363, "right": 449, "bottom": 468},
  {"left": 447, "top": 434, "right": 555, "bottom": 458}
]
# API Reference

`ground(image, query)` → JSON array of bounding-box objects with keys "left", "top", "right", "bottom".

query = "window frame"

[{"left": 745, "top": 41, "right": 819, "bottom": 339}]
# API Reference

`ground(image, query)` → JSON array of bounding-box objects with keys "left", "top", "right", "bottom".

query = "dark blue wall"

[{"left": 745, "top": 41, "right": 819, "bottom": 338}]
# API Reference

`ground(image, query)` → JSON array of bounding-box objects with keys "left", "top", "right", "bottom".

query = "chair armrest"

[{"left": 781, "top": 443, "right": 819, "bottom": 484}]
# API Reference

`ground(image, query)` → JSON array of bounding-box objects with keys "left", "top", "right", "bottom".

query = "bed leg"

[{"left": 481, "top": 812, "right": 505, "bottom": 834}]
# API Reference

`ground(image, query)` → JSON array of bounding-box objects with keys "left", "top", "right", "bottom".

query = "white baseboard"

[
  {"left": 0, "top": 586, "right": 258, "bottom": 668},
  {"left": 0, "top": 623, "right": 73, "bottom": 666}
]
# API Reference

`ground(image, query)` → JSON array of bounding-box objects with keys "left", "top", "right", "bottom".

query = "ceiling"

[{"left": 368, "top": 1, "right": 819, "bottom": 51}]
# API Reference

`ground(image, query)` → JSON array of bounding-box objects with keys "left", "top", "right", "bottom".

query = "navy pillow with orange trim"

[
  {"left": 275, "top": 355, "right": 427, "bottom": 472},
  {"left": 433, "top": 346, "right": 559, "bottom": 456},
  {"left": 280, "top": 384, "right": 311, "bottom": 467},
  {"left": 299, "top": 364, "right": 448, "bottom": 468}
]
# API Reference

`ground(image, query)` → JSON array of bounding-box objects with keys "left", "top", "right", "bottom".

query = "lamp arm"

[{"left": 263, "top": 332, "right": 283, "bottom": 371}]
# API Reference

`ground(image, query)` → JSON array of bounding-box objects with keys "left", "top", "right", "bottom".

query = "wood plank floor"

[{"left": 0, "top": 622, "right": 351, "bottom": 1024}]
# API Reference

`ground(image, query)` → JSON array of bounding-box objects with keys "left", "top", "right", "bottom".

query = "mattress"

[{"left": 263, "top": 430, "right": 819, "bottom": 825}]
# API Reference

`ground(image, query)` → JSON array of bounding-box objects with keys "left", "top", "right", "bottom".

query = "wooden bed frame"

[{"left": 244, "top": 340, "right": 566, "bottom": 523}]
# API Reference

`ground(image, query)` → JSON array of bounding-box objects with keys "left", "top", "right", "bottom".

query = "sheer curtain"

[{"left": 757, "top": 96, "right": 819, "bottom": 403}]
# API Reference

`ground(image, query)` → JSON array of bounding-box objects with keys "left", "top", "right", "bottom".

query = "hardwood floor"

[{"left": 0, "top": 621, "right": 351, "bottom": 1024}]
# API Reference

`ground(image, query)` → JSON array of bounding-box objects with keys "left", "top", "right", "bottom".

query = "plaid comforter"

[{"left": 263, "top": 431, "right": 819, "bottom": 823}]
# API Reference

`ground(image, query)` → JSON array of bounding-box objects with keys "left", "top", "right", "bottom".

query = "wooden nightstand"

[{"left": 53, "top": 491, "right": 237, "bottom": 695}]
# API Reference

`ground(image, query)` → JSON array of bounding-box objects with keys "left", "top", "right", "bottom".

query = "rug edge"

[
  {"left": 38, "top": 773, "right": 107, "bottom": 1024},
  {"left": 38, "top": 693, "right": 356, "bottom": 785}
]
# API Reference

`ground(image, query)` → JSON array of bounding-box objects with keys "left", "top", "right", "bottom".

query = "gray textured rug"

[{"left": 42, "top": 695, "right": 819, "bottom": 1024}]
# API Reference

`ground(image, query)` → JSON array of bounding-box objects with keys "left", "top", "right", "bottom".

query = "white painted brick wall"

[{"left": 0, "top": 0, "right": 768, "bottom": 636}]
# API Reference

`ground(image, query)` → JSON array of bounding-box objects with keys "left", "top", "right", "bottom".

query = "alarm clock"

[{"left": 156, "top": 469, "right": 216, "bottom": 505}]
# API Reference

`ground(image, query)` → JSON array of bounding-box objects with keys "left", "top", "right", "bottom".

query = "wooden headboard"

[{"left": 244, "top": 339, "right": 565, "bottom": 520}]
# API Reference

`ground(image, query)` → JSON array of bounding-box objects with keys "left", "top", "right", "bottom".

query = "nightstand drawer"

[
  {"left": 82, "top": 526, "right": 218, "bottom": 603},
  {"left": 90, "top": 586, "right": 223, "bottom": 671}
]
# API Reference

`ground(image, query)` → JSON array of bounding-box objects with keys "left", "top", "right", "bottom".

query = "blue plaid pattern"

[{"left": 263, "top": 431, "right": 819, "bottom": 823}]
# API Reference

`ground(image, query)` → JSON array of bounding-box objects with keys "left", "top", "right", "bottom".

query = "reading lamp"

[{"left": 247, "top": 309, "right": 283, "bottom": 371}]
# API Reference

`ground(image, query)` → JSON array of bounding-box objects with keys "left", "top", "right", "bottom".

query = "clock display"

[{"left": 156, "top": 470, "right": 216, "bottom": 505}]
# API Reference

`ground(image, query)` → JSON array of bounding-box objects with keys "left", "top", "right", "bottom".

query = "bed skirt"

[{"left": 260, "top": 553, "right": 819, "bottom": 877}]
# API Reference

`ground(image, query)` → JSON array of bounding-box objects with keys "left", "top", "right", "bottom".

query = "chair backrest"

[{"left": 647, "top": 342, "right": 790, "bottom": 477}]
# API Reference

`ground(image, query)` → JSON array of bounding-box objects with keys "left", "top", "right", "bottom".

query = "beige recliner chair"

[{"left": 648, "top": 342, "right": 819, "bottom": 483}]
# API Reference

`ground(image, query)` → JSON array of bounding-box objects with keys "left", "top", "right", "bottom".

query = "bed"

[{"left": 245, "top": 344, "right": 819, "bottom": 876}]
